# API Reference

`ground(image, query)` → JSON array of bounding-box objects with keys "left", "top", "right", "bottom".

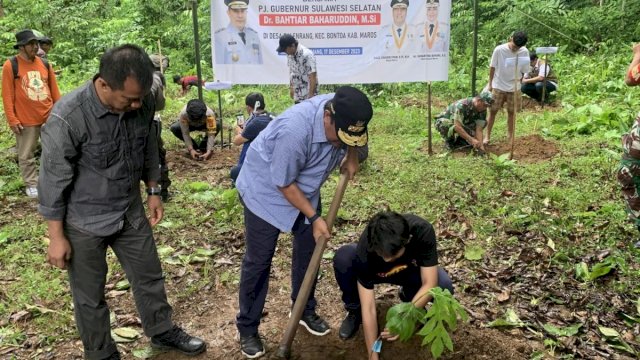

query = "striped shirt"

[{"left": 236, "top": 94, "right": 345, "bottom": 232}]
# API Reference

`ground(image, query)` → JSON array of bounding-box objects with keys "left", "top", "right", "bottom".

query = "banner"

[{"left": 211, "top": 0, "right": 451, "bottom": 84}]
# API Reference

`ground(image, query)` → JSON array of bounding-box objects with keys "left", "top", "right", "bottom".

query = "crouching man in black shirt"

[{"left": 332, "top": 211, "right": 454, "bottom": 359}]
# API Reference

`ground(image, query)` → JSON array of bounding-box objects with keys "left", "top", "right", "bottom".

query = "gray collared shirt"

[
  {"left": 236, "top": 94, "right": 345, "bottom": 232},
  {"left": 38, "top": 76, "right": 159, "bottom": 237}
]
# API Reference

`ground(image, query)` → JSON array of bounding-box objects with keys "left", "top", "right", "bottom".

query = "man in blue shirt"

[
  {"left": 230, "top": 92, "right": 273, "bottom": 183},
  {"left": 235, "top": 86, "right": 373, "bottom": 358}
]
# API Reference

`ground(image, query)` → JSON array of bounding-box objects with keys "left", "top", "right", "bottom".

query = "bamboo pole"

[
  {"left": 428, "top": 82, "right": 432, "bottom": 155},
  {"left": 510, "top": 54, "right": 518, "bottom": 160}
]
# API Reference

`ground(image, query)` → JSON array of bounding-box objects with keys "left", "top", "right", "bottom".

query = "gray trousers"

[{"left": 65, "top": 220, "right": 173, "bottom": 360}]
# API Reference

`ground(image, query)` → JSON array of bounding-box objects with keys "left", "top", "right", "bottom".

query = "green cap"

[{"left": 478, "top": 91, "right": 494, "bottom": 105}]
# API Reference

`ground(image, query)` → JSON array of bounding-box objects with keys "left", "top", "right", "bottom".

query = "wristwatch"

[{"left": 146, "top": 186, "right": 162, "bottom": 196}]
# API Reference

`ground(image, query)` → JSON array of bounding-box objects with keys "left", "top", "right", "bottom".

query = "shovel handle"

[{"left": 276, "top": 172, "right": 350, "bottom": 358}]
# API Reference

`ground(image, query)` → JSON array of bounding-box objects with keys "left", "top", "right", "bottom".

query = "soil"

[
  {"left": 2, "top": 144, "right": 547, "bottom": 360},
  {"left": 440, "top": 134, "right": 560, "bottom": 164}
]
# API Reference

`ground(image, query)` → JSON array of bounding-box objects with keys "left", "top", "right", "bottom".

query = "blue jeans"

[
  {"left": 333, "top": 243, "right": 454, "bottom": 311},
  {"left": 521, "top": 82, "right": 556, "bottom": 102}
]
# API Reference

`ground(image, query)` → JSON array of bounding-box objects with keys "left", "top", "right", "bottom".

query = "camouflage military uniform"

[
  {"left": 617, "top": 116, "right": 640, "bottom": 226},
  {"left": 435, "top": 97, "right": 487, "bottom": 147}
]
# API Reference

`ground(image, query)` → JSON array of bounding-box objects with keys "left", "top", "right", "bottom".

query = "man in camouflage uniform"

[
  {"left": 617, "top": 42, "right": 640, "bottom": 248},
  {"left": 435, "top": 91, "right": 493, "bottom": 153}
]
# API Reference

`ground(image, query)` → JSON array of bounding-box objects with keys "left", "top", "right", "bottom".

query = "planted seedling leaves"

[
  {"left": 464, "top": 245, "right": 485, "bottom": 261},
  {"left": 543, "top": 323, "right": 582, "bottom": 337},
  {"left": 195, "top": 248, "right": 221, "bottom": 257}
]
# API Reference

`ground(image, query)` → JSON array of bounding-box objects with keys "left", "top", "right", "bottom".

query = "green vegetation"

[{"left": 1, "top": 0, "right": 640, "bottom": 358}]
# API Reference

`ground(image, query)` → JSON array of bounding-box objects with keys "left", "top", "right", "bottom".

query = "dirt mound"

[{"left": 486, "top": 134, "right": 559, "bottom": 163}]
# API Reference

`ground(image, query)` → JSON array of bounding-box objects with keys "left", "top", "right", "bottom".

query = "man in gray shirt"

[{"left": 38, "top": 44, "right": 206, "bottom": 360}]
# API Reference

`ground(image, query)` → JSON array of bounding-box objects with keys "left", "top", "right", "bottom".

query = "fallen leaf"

[
  {"left": 497, "top": 290, "right": 510, "bottom": 303},
  {"left": 501, "top": 190, "right": 516, "bottom": 197},
  {"left": 106, "top": 290, "right": 127, "bottom": 298},
  {"left": 115, "top": 279, "right": 130, "bottom": 291},
  {"left": 132, "top": 346, "right": 163, "bottom": 359},
  {"left": 10, "top": 310, "right": 30, "bottom": 322},
  {"left": 112, "top": 327, "right": 140, "bottom": 343},
  {"left": 464, "top": 245, "right": 485, "bottom": 261}
]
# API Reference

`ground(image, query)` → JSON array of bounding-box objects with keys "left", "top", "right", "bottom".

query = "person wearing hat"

[
  {"left": 521, "top": 52, "right": 558, "bottom": 103},
  {"left": 417, "top": 0, "right": 449, "bottom": 53},
  {"left": 617, "top": 42, "right": 640, "bottom": 249},
  {"left": 1, "top": 29, "right": 61, "bottom": 198},
  {"left": 38, "top": 36, "right": 53, "bottom": 58},
  {"left": 170, "top": 99, "right": 221, "bottom": 161},
  {"left": 435, "top": 91, "right": 493, "bottom": 154},
  {"left": 277, "top": 34, "right": 318, "bottom": 104},
  {"left": 485, "top": 30, "right": 530, "bottom": 145},
  {"left": 332, "top": 211, "right": 454, "bottom": 359},
  {"left": 378, "top": 0, "right": 417, "bottom": 56},
  {"left": 234, "top": 86, "right": 372, "bottom": 358},
  {"left": 214, "top": 0, "right": 263, "bottom": 65}
]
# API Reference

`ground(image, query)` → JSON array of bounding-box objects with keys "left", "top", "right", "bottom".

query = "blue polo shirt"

[{"left": 236, "top": 94, "right": 346, "bottom": 232}]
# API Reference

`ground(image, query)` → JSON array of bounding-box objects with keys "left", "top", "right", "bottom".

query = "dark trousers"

[
  {"left": 65, "top": 220, "right": 173, "bottom": 360},
  {"left": 169, "top": 121, "right": 206, "bottom": 150},
  {"left": 333, "top": 244, "right": 454, "bottom": 311},
  {"left": 521, "top": 82, "right": 557, "bottom": 102},
  {"left": 148, "top": 120, "right": 171, "bottom": 192},
  {"left": 236, "top": 204, "right": 320, "bottom": 337},
  {"left": 230, "top": 164, "right": 241, "bottom": 184}
]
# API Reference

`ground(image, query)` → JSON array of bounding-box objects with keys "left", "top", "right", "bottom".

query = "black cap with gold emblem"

[
  {"left": 330, "top": 86, "right": 373, "bottom": 147},
  {"left": 426, "top": 0, "right": 439, "bottom": 4},
  {"left": 390, "top": 0, "right": 409, "bottom": 8}
]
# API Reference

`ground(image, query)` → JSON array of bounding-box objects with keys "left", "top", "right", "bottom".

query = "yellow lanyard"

[
  {"left": 391, "top": 24, "right": 407, "bottom": 49},
  {"left": 425, "top": 23, "right": 439, "bottom": 49}
]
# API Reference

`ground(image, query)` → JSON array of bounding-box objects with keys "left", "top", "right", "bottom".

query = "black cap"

[
  {"left": 390, "top": 0, "right": 409, "bottom": 8},
  {"left": 186, "top": 99, "right": 207, "bottom": 120},
  {"left": 331, "top": 86, "right": 373, "bottom": 147},
  {"left": 38, "top": 36, "right": 53, "bottom": 45},
  {"left": 14, "top": 29, "right": 38, "bottom": 49},
  {"left": 225, "top": 0, "right": 249, "bottom": 9},
  {"left": 277, "top": 34, "right": 297, "bottom": 53},
  {"left": 426, "top": 0, "right": 439, "bottom": 5}
]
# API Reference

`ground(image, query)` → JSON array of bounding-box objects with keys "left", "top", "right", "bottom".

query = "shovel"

[{"left": 276, "top": 172, "right": 350, "bottom": 359}]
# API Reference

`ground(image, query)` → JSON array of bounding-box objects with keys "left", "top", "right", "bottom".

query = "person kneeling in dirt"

[
  {"left": 170, "top": 99, "right": 221, "bottom": 161},
  {"left": 617, "top": 42, "right": 640, "bottom": 249},
  {"left": 521, "top": 52, "right": 557, "bottom": 104},
  {"left": 435, "top": 91, "right": 493, "bottom": 154},
  {"left": 332, "top": 211, "right": 454, "bottom": 359},
  {"left": 230, "top": 92, "right": 274, "bottom": 184}
]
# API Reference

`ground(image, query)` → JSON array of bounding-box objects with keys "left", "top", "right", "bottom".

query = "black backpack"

[{"left": 9, "top": 56, "right": 50, "bottom": 79}]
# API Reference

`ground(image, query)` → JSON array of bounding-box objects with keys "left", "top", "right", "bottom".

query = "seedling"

[{"left": 384, "top": 287, "right": 468, "bottom": 359}]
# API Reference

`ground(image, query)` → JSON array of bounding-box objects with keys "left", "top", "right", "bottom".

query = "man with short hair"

[
  {"left": 332, "top": 211, "right": 454, "bottom": 360},
  {"left": 38, "top": 44, "right": 206, "bottom": 360},
  {"left": 172, "top": 74, "right": 204, "bottom": 96},
  {"left": 484, "top": 31, "right": 530, "bottom": 145},
  {"left": 38, "top": 36, "right": 53, "bottom": 58},
  {"left": 1, "top": 29, "right": 61, "bottom": 198},
  {"left": 277, "top": 34, "right": 318, "bottom": 103},
  {"left": 235, "top": 86, "right": 372, "bottom": 358},
  {"left": 230, "top": 92, "right": 273, "bottom": 183},
  {"left": 435, "top": 91, "right": 493, "bottom": 154},
  {"left": 170, "top": 99, "right": 221, "bottom": 161},
  {"left": 378, "top": 0, "right": 416, "bottom": 55},
  {"left": 418, "top": 0, "right": 449, "bottom": 53},
  {"left": 214, "top": 0, "right": 262, "bottom": 65}
]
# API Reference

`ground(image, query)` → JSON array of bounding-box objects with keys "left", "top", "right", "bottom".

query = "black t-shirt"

[{"left": 355, "top": 214, "right": 438, "bottom": 289}]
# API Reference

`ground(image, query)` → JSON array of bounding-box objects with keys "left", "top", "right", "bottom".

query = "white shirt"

[{"left": 490, "top": 43, "right": 530, "bottom": 92}]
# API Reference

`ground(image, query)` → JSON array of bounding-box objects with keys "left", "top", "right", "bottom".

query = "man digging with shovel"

[{"left": 234, "top": 86, "right": 373, "bottom": 358}]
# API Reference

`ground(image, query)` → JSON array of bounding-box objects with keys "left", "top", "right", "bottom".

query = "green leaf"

[
  {"left": 162, "top": 256, "right": 181, "bottom": 265},
  {"left": 464, "top": 245, "right": 485, "bottom": 261},
  {"left": 132, "top": 346, "right": 163, "bottom": 359},
  {"left": 156, "top": 245, "right": 175, "bottom": 257},
  {"left": 157, "top": 220, "right": 175, "bottom": 229},
  {"left": 598, "top": 326, "right": 620, "bottom": 338},
  {"left": 115, "top": 279, "right": 130, "bottom": 291},
  {"left": 488, "top": 308, "right": 525, "bottom": 328},
  {"left": 111, "top": 327, "right": 140, "bottom": 343},
  {"left": 195, "top": 248, "right": 221, "bottom": 257},
  {"left": 543, "top": 323, "right": 582, "bottom": 337},
  {"left": 187, "top": 181, "right": 210, "bottom": 192},
  {"left": 431, "top": 337, "right": 444, "bottom": 359},
  {"left": 575, "top": 262, "right": 590, "bottom": 282},
  {"left": 322, "top": 251, "right": 335, "bottom": 260},
  {"left": 588, "top": 260, "right": 614, "bottom": 280}
]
